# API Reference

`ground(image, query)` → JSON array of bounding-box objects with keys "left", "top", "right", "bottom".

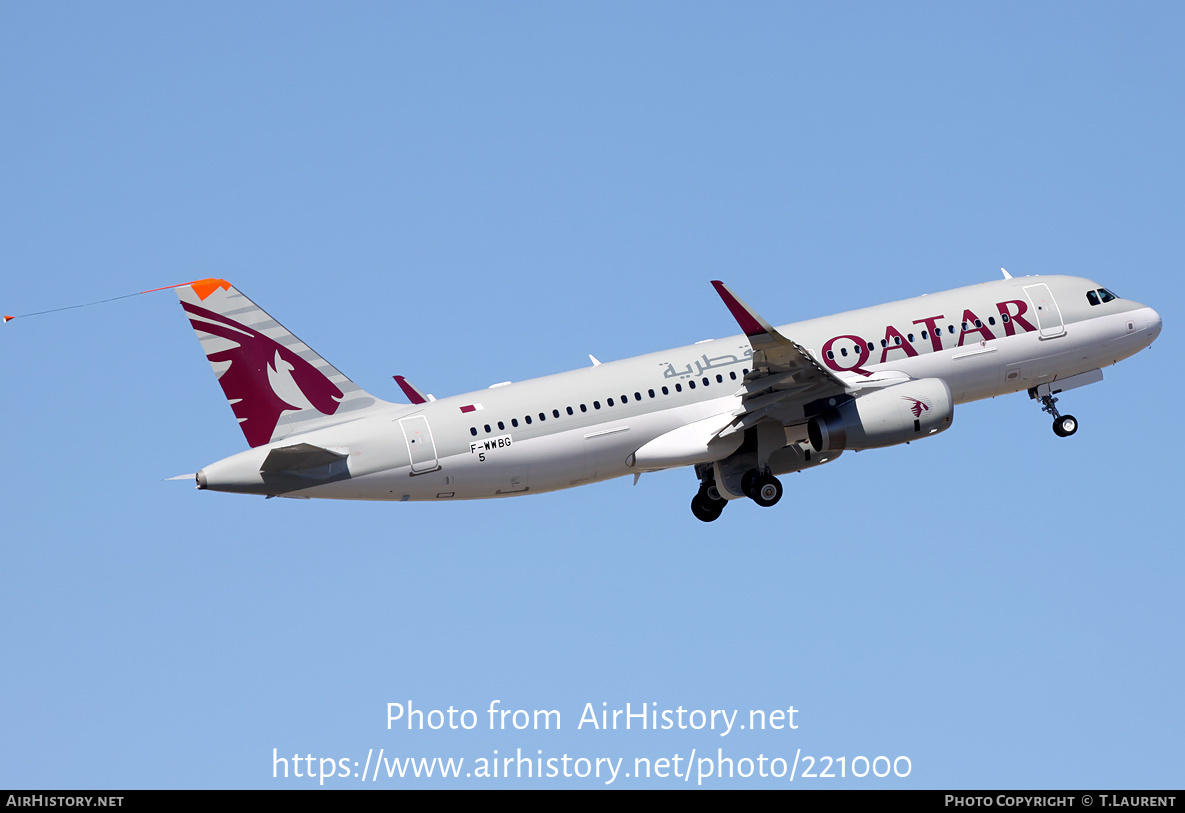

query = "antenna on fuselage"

[{"left": 1000, "top": 267, "right": 1013, "bottom": 279}]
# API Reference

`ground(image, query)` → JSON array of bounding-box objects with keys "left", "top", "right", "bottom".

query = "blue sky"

[{"left": 2, "top": 2, "right": 1181, "bottom": 788}]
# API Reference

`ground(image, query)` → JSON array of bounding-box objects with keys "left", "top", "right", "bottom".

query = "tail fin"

[{"left": 177, "top": 279, "right": 389, "bottom": 447}]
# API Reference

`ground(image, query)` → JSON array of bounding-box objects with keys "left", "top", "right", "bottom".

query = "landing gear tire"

[
  {"left": 691, "top": 483, "right": 727, "bottom": 523},
  {"left": 741, "top": 469, "right": 759, "bottom": 499},
  {"left": 749, "top": 472, "right": 783, "bottom": 508}
]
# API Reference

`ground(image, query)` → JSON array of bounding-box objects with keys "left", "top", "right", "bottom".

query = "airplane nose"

[{"left": 1140, "top": 306, "right": 1163, "bottom": 343}]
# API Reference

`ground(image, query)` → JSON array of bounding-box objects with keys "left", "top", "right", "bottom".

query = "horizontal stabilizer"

[{"left": 260, "top": 443, "right": 349, "bottom": 474}]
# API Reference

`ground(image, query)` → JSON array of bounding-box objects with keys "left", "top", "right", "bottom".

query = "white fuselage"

[{"left": 197, "top": 275, "right": 1161, "bottom": 501}]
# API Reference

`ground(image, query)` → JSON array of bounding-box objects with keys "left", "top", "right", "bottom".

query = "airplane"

[{"left": 176, "top": 272, "right": 1161, "bottom": 521}]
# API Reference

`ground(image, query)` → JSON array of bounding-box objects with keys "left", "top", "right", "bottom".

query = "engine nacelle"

[{"left": 808, "top": 378, "right": 953, "bottom": 452}]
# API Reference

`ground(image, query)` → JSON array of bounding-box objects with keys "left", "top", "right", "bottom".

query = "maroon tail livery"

[{"left": 176, "top": 279, "right": 385, "bottom": 447}]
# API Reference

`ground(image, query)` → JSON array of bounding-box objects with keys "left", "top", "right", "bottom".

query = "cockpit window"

[{"left": 1086, "top": 288, "right": 1120, "bottom": 306}]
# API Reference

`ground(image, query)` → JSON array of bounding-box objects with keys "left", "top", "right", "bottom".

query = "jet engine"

[{"left": 808, "top": 378, "right": 953, "bottom": 452}]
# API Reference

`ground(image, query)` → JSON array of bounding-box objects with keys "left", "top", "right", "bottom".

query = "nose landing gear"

[
  {"left": 1031, "top": 388, "right": 1078, "bottom": 437},
  {"left": 1052, "top": 413, "right": 1078, "bottom": 437}
]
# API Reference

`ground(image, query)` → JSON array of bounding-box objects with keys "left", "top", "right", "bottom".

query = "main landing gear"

[
  {"left": 741, "top": 468, "right": 784, "bottom": 508},
  {"left": 691, "top": 482, "right": 727, "bottom": 523},
  {"left": 691, "top": 466, "right": 783, "bottom": 522},
  {"left": 1031, "top": 389, "right": 1078, "bottom": 438}
]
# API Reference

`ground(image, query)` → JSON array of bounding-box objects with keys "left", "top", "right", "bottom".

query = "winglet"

[
  {"left": 712, "top": 281, "right": 768, "bottom": 337},
  {"left": 711, "top": 280, "right": 792, "bottom": 353},
  {"left": 393, "top": 375, "right": 429, "bottom": 405}
]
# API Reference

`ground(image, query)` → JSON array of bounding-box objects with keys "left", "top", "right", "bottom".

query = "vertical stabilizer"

[{"left": 177, "top": 279, "right": 389, "bottom": 447}]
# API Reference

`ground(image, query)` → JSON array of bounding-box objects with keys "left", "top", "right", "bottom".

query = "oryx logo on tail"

[
  {"left": 182, "top": 299, "right": 344, "bottom": 447},
  {"left": 176, "top": 279, "right": 387, "bottom": 448}
]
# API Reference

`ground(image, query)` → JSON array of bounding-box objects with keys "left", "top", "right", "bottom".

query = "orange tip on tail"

[
  {"left": 189, "top": 278, "right": 232, "bottom": 300},
  {"left": 140, "top": 278, "right": 231, "bottom": 300}
]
